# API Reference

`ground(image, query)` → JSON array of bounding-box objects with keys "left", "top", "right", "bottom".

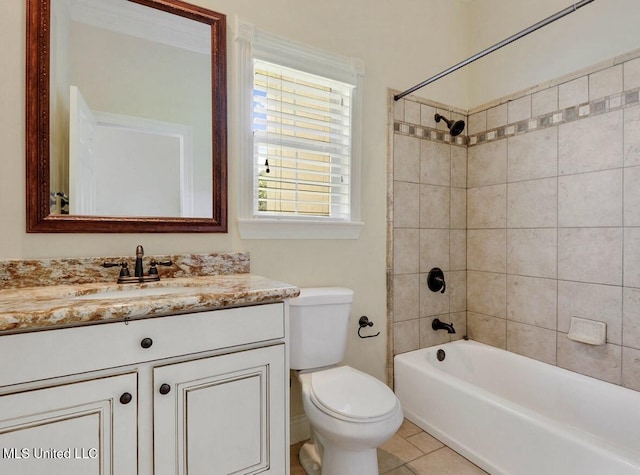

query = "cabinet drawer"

[{"left": 0, "top": 303, "right": 285, "bottom": 387}]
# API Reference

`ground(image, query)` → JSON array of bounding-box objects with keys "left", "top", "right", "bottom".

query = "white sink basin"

[{"left": 75, "top": 286, "right": 193, "bottom": 300}]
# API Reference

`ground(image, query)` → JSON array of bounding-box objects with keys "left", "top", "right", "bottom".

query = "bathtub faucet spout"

[{"left": 432, "top": 318, "right": 456, "bottom": 334}]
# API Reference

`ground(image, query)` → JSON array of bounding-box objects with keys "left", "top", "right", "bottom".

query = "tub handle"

[
  {"left": 427, "top": 267, "right": 446, "bottom": 293},
  {"left": 358, "top": 316, "right": 380, "bottom": 338}
]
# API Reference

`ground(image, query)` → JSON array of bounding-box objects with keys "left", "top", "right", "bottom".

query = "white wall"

[{"left": 466, "top": 0, "right": 640, "bottom": 108}]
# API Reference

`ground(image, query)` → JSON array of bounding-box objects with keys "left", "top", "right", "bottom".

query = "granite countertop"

[{"left": 0, "top": 273, "right": 299, "bottom": 334}]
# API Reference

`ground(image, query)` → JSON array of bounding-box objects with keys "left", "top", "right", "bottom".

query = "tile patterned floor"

[{"left": 291, "top": 418, "right": 488, "bottom": 474}]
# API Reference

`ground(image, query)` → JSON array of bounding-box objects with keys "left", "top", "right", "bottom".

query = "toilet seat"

[{"left": 308, "top": 366, "right": 399, "bottom": 423}]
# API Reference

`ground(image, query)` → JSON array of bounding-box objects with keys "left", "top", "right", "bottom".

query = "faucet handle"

[
  {"left": 148, "top": 259, "right": 173, "bottom": 275},
  {"left": 102, "top": 261, "right": 131, "bottom": 278}
]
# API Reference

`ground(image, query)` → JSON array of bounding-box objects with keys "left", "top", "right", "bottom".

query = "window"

[
  {"left": 253, "top": 60, "right": 352, "bottom": 220},
  {"left": 236, "top": 21, "right": 364, "bottom": 239}
]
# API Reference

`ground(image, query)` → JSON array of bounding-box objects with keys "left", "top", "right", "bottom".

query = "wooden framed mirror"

[{"left": 26, "top": 0, "right": 227, "bottom": 232}]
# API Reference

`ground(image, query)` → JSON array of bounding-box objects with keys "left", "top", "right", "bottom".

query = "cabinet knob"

[
  {"left": 140, "top": 337, "right": 153, "bottom": 349},
  {"left": 119, "top": 392, "right": 133, "bottom": 405},
  {"left": 159, "top": 383, "right": 171, "bottom": 395}
]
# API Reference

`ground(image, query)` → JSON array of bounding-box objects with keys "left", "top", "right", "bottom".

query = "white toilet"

[{"left": 290, "top": 288, "right": 403, "bottom": 475}]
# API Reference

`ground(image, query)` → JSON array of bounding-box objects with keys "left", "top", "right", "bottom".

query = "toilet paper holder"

[{"left": 358, "top": 316, "right": 380, "bottom": 339}]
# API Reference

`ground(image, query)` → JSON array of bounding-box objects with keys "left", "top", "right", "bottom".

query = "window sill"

[{"left": 237, "top": 218, "right": 363, "bottom": 240}]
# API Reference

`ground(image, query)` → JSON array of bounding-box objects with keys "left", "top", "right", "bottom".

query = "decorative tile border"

[
  {"left": 467, "top": 87, "right": 640, "bottom": 147},
  {"left": 394, "top": 86, "right": 640, "bottom": 148},
  {"left": 393, "top": 121, "right": 468, "bottom": 146}
]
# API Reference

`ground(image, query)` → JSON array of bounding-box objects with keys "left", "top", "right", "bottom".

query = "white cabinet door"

[
  {"left": 0, "top": 372, "right": 137, "bottom": 475},
  {"left": 154, "top": 345, "right": 287, "bottom": 475}
]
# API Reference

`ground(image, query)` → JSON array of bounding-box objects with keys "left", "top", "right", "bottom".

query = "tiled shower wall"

[
  {"left": 389, "top": 101, "right": 468, "bottom": 361},
  {"left": 389, "top": 49, "right": 640, "bottom": 392}
]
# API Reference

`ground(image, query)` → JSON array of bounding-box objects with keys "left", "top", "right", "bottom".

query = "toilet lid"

[{"left": 310, "top": 366, "right": 398, "bottom": 420}]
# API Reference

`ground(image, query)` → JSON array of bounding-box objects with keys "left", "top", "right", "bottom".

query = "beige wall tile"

[
  {"left": 624, "top": 57, "right": 640, "bottom": 89},
  {"left": 486, "top": 103, "right": 508, "bottom": 130},
  {"left": 404, "top": 100, "right": 421, "bottom": 124},
  {"left": 558, "top": 169, "right": 623, "bottom": 227},
  {"left": 507, "top": 275, "right": 557, "bottom": 330},
  {"left": 507, "top": 177, "right": 557, "bottom": 228},
  {"left": 450, "top": 187, "right": 467, "bottom": 229},
  {"left": 507, "top": 95, "right": 531, "bottom": 123},
  {"left": 507, "top": 127, "right": 558, "bottom": 182},
  {"left": 623, "top": 228, "right": 640, "bottom": 288},
  {"left": 559, "top": 76, "right": 589, "bottom": 109},
  {"left": 393, "top": 99, "right": 404, "bottom": 122},
  {"left": 394, "top": 134, "right": 421, "bottom": 183},
  {"left": 623, "top": 287, "right": 640, "bottom": 349},
  {"left": 559, "top": 110, "right": 623, "bottom": 175},
  {"left": 468, "top": 140, "right": 507, "bottom": 187},
  {"left": 448, "top": 270, "right": 467, "bottom": 313},
  {"left": 532, "top": 87, "right": 558, "bottom": 117},
  {"left": 622, "top": 346, "right": 640, "bottom": 391},
  {"left": 467, "top": 229, "right": 506, "bottom": 273},
  {"left": 451, "top": 146, "right": 467, "bottom": 188},
  {"left": 394, "top": 228, "right": 420, "bottom": 275},
  {"left": 507, "top": 228, "right": 557, "bottom": 278},
  {"left": 624, "top": 105, "right": 640, "bottom": 166},
  {"left": 420, "top": 140, "right": 451, "bottom": 186},
  {"left": 624, "top": 166, "right": 640, "bottom": 226},
  {"left": 557, "top": 335, "right": 621, "bottom": 384},
  {"left": 558, "top": 281, "right": 622, "bottom": 345},
  {"left": 420, "top": 185, "right": 450, "bottom": 228},
  {"left": 393, "top": 181, "right": 420, "bottom": 228},
  {"left": 419, "top": 229, "right": 449, "bottom": 273},
  {"left": 467, "top": 312, "right": 506, "bottom": 348},
  {"left": 558, "top": 228, "right": 623, "bottom": 285},
  {"left": 393, "top": 273, "right": 420, "bottom": 321},
  {"left": 589, "top": 65, "right": 623, "bottom": 101},
  {"left": 450, "top": 230, "right": 466, "bottom": 271},
  {"left": 394, "top": 319, "right": 420, "bottom": 355},
  {"left": 468, "top": 110, "right": 487, "bottom": 136},
  {"left": 467, "top": 184, "right": 506, "bottom": 229},
  {"left": 506, "top": 321, "right": 557, "bottom": 365},
  {"left": 420, "top": 104, "right": 437, "bottom": 129},
  {"left": 467, "top": 271, "right": 506, "bottom": 318}
]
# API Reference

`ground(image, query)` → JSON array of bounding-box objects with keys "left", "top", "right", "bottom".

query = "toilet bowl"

[
  {"left": 296, "top": 367, "right": 403, "bottom": 475},
  {"left": 289, "top": 288, "right": 403, "bottom": 475}
]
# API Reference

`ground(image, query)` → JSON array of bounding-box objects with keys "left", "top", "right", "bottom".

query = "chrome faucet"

[
  {"left": 103, "top": 245, "right": 173, "bottom": 284},
  {"left": 432, "top": 318, "right": 456, "bottom": 334}
]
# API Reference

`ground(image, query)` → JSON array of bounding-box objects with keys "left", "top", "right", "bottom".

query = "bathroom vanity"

[{"left": 0, "top": 252, "right": 298, "bottom": 474}]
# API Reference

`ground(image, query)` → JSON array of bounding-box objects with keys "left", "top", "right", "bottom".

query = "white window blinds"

[{"left": 252, "top": 59, "right": 354, "bottom": 220}]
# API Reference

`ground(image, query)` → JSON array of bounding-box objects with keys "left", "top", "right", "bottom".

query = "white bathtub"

[{"left": 394, "top": 339, "right": 640, "bottom": 475}]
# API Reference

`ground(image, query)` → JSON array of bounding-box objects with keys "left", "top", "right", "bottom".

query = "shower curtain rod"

[{"left": 394, "top": 0, "right": 596, "bottom": 101}]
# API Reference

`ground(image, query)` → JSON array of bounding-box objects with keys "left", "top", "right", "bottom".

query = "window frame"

[{"left": 235, "top": 20, "right": 364, "bottom": 239}]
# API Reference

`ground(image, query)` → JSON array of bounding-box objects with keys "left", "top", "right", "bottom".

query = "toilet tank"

[{"left": 289, "top": 287, "right": 354, "bottom": 370}]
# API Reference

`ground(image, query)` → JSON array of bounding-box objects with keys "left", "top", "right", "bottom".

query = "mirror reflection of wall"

[
  {"left": 69, "top": 85, "right": 197, "bottom": 217},
  {"left": 50, "top": 0, "right": 212, "bottom": 218}
]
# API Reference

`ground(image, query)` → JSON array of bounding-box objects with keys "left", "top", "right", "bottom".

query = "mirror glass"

[{"left": 27, "top": 0, "right": 227, "bottom": 232}]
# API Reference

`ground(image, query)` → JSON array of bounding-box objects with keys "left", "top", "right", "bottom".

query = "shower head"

[{"left": 434, "top": 113, "right": 465, "bottom": 137}]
